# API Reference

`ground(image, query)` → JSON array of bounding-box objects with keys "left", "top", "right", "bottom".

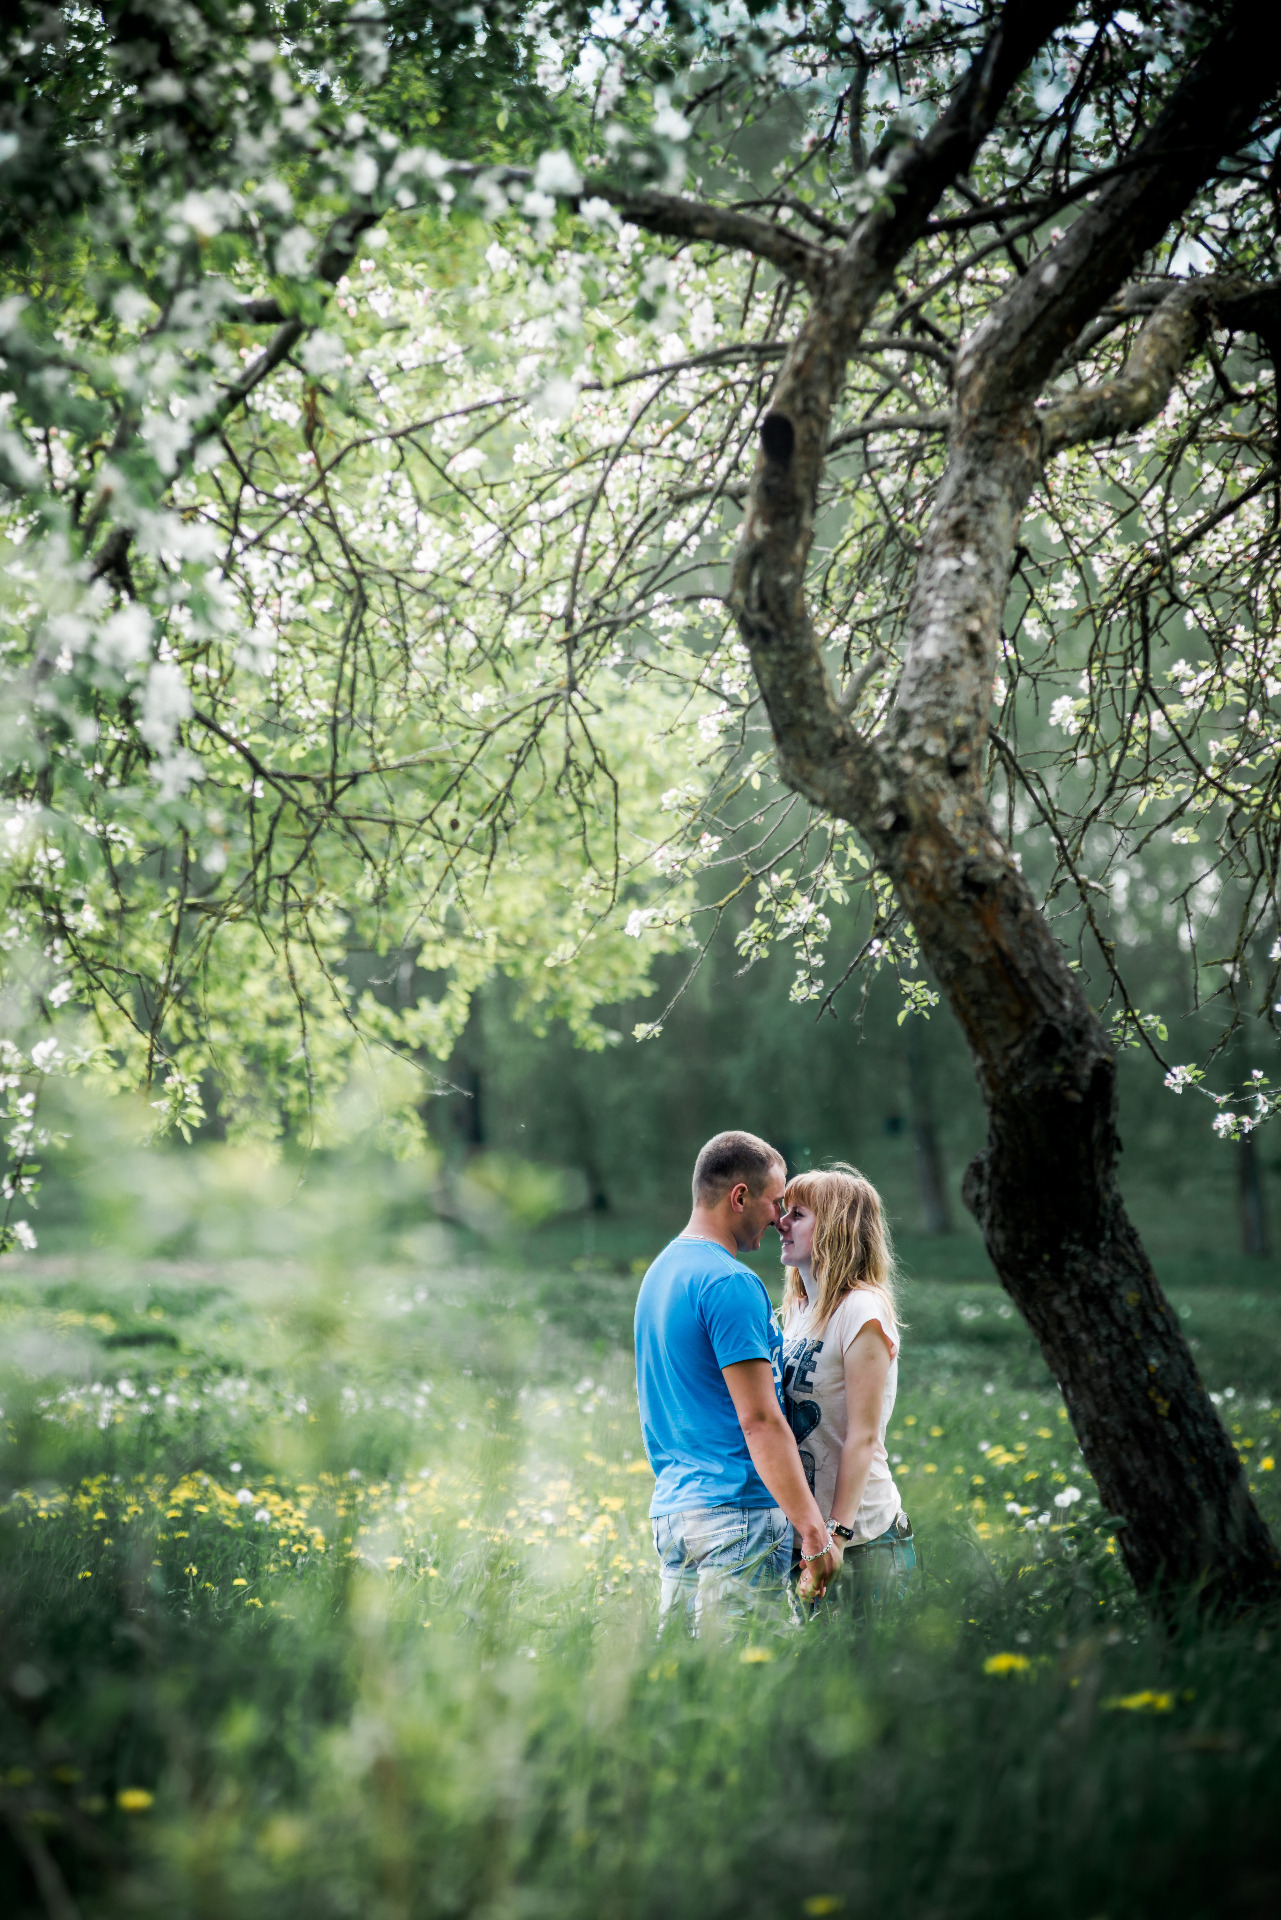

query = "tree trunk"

[
  {"left": 875, "top": 416, "right": 1280, "bottom": 1612},
  {"left": 883, "top": 784, "right": 1279, "bottom": 1609},
  {"left": 904, "top": 1021, "right": 952, "bottom": 1236}
]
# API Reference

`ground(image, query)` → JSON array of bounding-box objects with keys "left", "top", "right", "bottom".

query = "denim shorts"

[{"left": 652, "top": 1504, "right": 792, "bottom": 1634}]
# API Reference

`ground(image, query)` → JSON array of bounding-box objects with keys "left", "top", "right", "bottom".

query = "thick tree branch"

[
  {"left": 837, "top": 648, "right": 886, "bottom": 715},
  {"left": 889, "top": 5, "right": 1281, "bottom": 811},
  {"left": 1040, "top": 280, "right": 1226, "bottom": 457},
  {"left": 590, "top": 184, "right": 831, "bottom": 294},
  {"left": 236, "top": 209, "right": 382, "bottom": 325},
  {"left": 1047, "top": 278, "right": 1171, "bottom": 378},
  {"left": 447, "top": 163, "right": 832, "bottom": 293},
  {"left": 1040, "top": 277, "right": 1281, "bottom": 456},
  {"left": 209, "top": 318, "right": 305, "bottom": 428},
  {"left": 725, "top": 0, "right": 1076, "bottom": 818},
  {"left": 828, "top": 408, "right": 951, "bottom": 454},
  {"left": 957, "top": 4, "right": 1281, "bottom": 412}
]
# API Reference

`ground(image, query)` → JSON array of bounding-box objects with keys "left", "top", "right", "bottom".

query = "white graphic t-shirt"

[{"left": 781, "top": 1286, "right": 901, "bottom": 1545}]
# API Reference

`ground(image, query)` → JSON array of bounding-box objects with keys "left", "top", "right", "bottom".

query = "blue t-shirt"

[{"left": 634, "top": 1236, "right": 785, "bottom": 1518}]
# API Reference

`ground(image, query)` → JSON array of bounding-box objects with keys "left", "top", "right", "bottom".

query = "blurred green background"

[
  {"left": 346, "top": 935, "right": 1281, "bottom": 1295},
  {"left": 5, "top": 940, "right": 1281, "bottom": 1920}
]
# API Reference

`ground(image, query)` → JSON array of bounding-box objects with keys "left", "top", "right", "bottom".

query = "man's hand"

[{"left": 721, "top": 1359, "right": 833, "bottom": 1573}]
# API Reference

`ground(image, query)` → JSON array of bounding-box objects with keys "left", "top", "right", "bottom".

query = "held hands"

[{"left": 796, "top": 1528, "right": 842, "bottom": 1602}]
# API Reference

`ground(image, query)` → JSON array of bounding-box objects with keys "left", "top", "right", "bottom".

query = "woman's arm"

[
  {"left": 721, "top": 1360, "right": 839, "bottom": 1593},
  {"left": 828, "top": 1323, "right": 893, "bottom": 1533}
]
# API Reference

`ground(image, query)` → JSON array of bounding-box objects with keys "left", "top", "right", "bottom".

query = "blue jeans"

[
  {"left": 804, "top": 1515, "right": 917, "bottom": 1622},
  {"left": 652, "top": 1504, "right": 792, "bottom": 1634}
]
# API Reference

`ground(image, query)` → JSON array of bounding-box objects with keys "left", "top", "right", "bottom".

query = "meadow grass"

[{"left": 3, "top": 1146, "right": 1281, "bottom": 1919}]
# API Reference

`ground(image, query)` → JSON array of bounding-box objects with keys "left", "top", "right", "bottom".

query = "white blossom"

[
  {"left": 139, "top": 661, "right": 192, "bottom": 755},
  {"left": 653, "top": 103, "right": 691, "bottom": 143},
  {"left": 299, "top": 330, "right": 346, "bottom": 377},
  {"left": 533, "top": 150, "right": 582, "bottom": 197},
  {"left": 579, "top": 197, "right": 619, "bottom": 232},
  {"left": 275, "top": 225, "right": 315, "bottom": 277},
  {"left": 153, "top": 749, "right": 204, "bottom": 802},
  {"left": 96, "top": 604, "right": 153, "bottom": 671}
]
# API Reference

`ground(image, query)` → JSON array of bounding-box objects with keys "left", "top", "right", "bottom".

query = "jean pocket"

[{"left": 681, "top": 1507, "right": 749, "bottom": 1560}]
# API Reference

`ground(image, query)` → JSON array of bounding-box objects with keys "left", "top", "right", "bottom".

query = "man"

[{"left": 634, "top": 1129, "right": 839, "bottom": 1630}]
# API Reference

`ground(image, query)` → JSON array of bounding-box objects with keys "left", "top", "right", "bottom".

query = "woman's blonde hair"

[{"left": 781, "top": 1162, "right": 900, "bottom": 1330}]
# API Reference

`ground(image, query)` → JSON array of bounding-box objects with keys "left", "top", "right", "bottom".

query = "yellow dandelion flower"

[
  {"left": 983, "top": 1653, "right": 1031, "bottom": 1676},
  {"left": 1262, "top": 1457, "right": 1275, "bottom": 1471},
  {"left": 739, "top": 1647, "right": 773, "bottom": 1665},
  {"left": 117, "top": 1788, "right": 154, "bottom": 1812},
  {"left": 804, "top": 1900, "right": 843, "bottom": 1917},
  {"left": 1106, "top": 1690, "right": 1173, "bottom": 1712},
  {"left": 232, "top": 1578, "right": 248, "bottom": 1587}
]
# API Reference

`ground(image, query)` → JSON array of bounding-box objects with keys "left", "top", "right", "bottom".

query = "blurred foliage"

[{"left": 2, "top": 1117, "right": 1281, "bottom": 1916}]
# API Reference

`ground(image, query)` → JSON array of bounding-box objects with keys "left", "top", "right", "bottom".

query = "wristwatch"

[{"left": 831, "top": 1522, "right": 856, "bottom": 1542}]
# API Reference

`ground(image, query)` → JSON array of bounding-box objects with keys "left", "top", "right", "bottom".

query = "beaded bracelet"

[{"left": 800, "top": 1530, "right": 835, "bottom": 1563}]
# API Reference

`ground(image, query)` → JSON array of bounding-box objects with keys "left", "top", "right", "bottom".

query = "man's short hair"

[{"left": 692, "top": 1130, "right": 784, "bottom": 1206}]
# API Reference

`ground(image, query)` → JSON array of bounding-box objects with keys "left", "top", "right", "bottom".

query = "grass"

[{"left": 3, "top": 1142, "right": 1281, "bottom": 1919}]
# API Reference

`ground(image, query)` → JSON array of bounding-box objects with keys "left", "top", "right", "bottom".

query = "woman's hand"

[{"left": 797, "top": 1533, "right": 842, "bottom": 1602}]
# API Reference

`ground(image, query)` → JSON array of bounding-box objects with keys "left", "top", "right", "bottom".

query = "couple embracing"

[{"left": 634, "top": 1130, "right": 914, "bottom": 1630}]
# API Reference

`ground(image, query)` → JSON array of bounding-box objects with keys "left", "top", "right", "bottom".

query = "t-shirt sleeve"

[
  {"left": 700, "top": 1271, "right": 776, "bottom": 1370},
  {"left": 835, "top": 1288, "right": 899, "bottom": 1361}
]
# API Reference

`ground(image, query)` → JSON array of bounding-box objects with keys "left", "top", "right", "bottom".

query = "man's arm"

[{"left": 722, "top": 1359, "right": 838, "bottom": 1593}]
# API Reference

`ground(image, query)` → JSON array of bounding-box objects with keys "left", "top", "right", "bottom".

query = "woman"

[{"left": 779, "top": 1164, "right": 915, "bottom": 1614}]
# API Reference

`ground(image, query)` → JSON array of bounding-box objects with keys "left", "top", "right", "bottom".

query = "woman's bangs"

[{"left": 783, "top": 1171, "right": 829, "bottom": 1214}]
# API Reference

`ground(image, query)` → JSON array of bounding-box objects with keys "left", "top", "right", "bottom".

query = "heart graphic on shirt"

[{"left": 789, "top": 1397, "right": 820, "bottom": 1446}]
